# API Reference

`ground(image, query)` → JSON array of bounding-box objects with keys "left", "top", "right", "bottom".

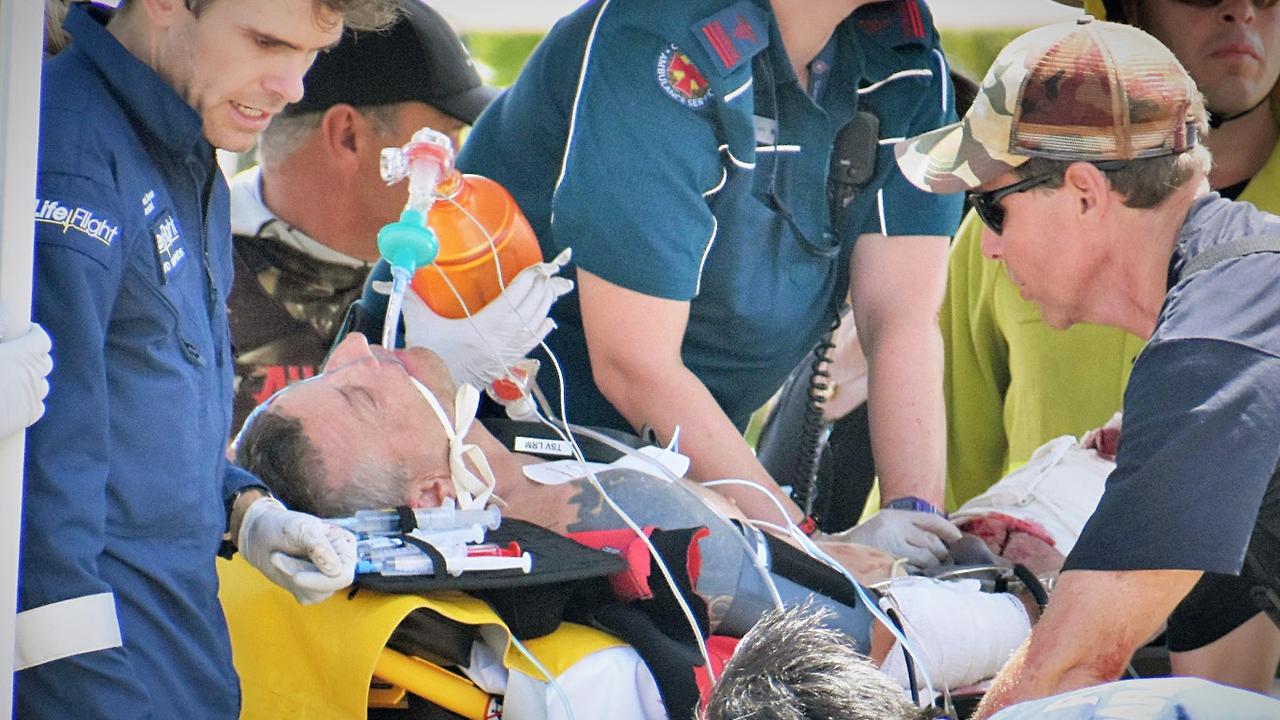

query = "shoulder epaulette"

[
  {"left": 691, "top": 1, "right": 770, "bottom": 75},
  {"left": 855, "top": 0, "right": 930, "bottom": 48}
]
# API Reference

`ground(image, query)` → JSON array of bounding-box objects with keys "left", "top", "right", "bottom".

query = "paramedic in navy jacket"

[
  {"left": 15, "top": 1, "right": 395, "bottom": 717},
  {"left": 457, "top": 0, "right": 964, "bottom": 564}
]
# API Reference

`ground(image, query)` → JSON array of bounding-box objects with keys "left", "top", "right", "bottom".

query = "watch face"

[{"left": 885, "top": 497, "right": 943, "bottom": 515}]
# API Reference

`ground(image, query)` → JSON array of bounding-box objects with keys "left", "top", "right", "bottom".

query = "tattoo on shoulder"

[{"left": 563, "top": 469, "right": 714, "bottom": 534}]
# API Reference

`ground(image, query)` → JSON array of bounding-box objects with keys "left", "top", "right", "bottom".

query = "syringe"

[
  {"left": 357, "top": 542, "right": 530, "bottom": 577},
  {"left": 333, "top": 503, "right": 501, "bottom": 536},
  {"left": 357, "top": 525, "right": 486, "bottom": 561}
]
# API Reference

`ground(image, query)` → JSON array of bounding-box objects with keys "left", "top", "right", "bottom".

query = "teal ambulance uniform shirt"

[{"left": 459, "top": 0, "right": 962, "bottom": 431}]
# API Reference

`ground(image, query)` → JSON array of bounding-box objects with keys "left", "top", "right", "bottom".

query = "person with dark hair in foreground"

[{"left": 702, "top": 603, "right": 945, "bottom": 720}]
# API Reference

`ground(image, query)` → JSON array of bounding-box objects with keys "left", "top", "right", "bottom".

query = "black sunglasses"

[
  {"left": 968, "top": 159, "right": 1139, "bottom": 234},
  {"left": 967, "top": 175, "right": 1053, "bottom": 235}
]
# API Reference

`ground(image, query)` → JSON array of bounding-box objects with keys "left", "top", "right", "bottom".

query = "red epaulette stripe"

[
  {"left": 702, "top": 20, "right": 740, "bottom": 68},
  {"left": 903, "top": 0, "right": 925, "bottom": 39}
]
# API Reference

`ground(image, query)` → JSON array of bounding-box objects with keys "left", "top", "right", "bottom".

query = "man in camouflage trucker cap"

[{"left": 894, "top": 17, "right": 1280, "bottom": 717}]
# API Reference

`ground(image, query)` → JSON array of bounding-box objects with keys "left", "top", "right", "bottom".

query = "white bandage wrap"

[
  {"left": 411, "top": 378, "right": 499, "bottom": 509},
  {"left": 950, "top": 436, "right": 1113, "bottom": 555},
  {"left": 879, "top": 578, "right": 1031, "bottom": 691},
  {"left": 14, "top": 592, "right": 123, "bottom": 671}
]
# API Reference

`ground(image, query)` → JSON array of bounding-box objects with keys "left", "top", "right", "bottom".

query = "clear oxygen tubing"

[
  {"left": 378, "top": 129, "right": 451, "bottom": 350},
  {"left": 376, "top": 129, "right": 717, "bottom": 682},
  {"left": 544, "top": 419, "right": 788, "bottom": 614},
  {"left": 427, "top": 194, "right": 724, "bottom": 670},
  {"left": 508, "top": 633, "right": 576, "bottom": 720},
  {"left": 382, "top": 265, "right": 410, "bottom": 351},
  {"left": 700, "top": 477, "right": 940, "bottom": 706},
  {"left": 424, "top": 239, "right": 719, "bottom": 683},
  {"left": 445, "top": 194, "right": 509, "bottom": 292},
  {"left": 428, "top": 212, "right": 908, "bottom": 689},
  {"left": 435, "top": 214, "right": 932, "bottom": 696}
]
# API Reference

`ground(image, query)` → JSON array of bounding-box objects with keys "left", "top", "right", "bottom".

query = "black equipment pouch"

[{"left": 827, "top": 111, "right": 880, "bottom": 225}]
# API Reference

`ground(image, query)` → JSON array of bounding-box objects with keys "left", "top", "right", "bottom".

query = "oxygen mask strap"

[{"left": 410, "top": 378, "right": 500, "bottom": 509}]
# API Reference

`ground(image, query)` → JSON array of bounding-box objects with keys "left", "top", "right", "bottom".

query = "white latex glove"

[
  {"left": 0, "top": 320, "right": 53, "bottom": 438},
  {"left": 237, "top": 497, "right": 356, "bottom": 604},
  {"left": 380, "top": 248, "right": 574, "bottom": 389},
  {"left": 842, "top": 509, "right": 961, "bottom": 571}
]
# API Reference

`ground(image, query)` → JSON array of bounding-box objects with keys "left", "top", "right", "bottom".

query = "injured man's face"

[{"left": 237, "top": 333, "right": 464, "bottom": 516}]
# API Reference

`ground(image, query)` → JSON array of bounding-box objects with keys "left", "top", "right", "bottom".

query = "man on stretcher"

[{"left": 234, "top": 332, "right": 1112, "bottom": 691}]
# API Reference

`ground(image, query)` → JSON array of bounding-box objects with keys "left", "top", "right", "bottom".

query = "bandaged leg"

[
  {"left": 876, "top": 577, "right": 1031, "bottom": 692},
  {"left": 950, "top": 436, "right": 1113, "bottom": 574}
]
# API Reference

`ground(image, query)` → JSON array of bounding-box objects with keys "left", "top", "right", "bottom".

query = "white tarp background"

[{"left": 0, "top": 0, "right": 45, "bottom": 715}]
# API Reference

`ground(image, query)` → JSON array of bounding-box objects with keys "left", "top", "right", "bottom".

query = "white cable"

[
  {"left": 563, "top": 423, "right": 685, "bottom": 485},
  {"left": 748, "top": 519, "right": 789, "bottom": 536},
  {"left": 445, "top": 195, "right": 508, "bottom": 290},
  {"left": 430, "top": 185, "right": 953, "bottom": 706},
  {"left": 702, "top": 479, "right": 793, "bottom": 529},
  {"left": 521, "top": 346, "right": 717, "bottom": 681},
  {"left": 794, "top": 533, "right": 938, "bottom": 704},
  {"left": 509, "top": 633, "right": 577, "bottom": 720},
  {"left": 547, "top": 424, "right": 786, "bottom": 612},
  {"left": 877, "top": 588, "right": 950, "bottom": 703},
  {"left": 435, "top": 190, "right": 718, "bottom": 682},
  {"left": 702, "top": 478, "right": 940, "bottom": 704}
]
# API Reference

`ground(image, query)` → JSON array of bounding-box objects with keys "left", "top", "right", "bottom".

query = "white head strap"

[{"left": 410, "top": 378, "right": 500, "bottom": 510}]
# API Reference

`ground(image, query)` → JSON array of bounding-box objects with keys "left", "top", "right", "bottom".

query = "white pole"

[{"left": 0, "top": 0, "right": 46, "bottom": 715}]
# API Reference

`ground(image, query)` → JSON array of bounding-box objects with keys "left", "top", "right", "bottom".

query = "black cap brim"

[{"left": 433, "top": 84, "right": 502, "bottom": 126}]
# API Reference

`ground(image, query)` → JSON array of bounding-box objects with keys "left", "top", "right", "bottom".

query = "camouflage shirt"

[{"left": 227, "top": 168, "right": 370, "bottom": 435}]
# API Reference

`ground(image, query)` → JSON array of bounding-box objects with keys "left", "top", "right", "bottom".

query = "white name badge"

[
  {"left": 514, "top": 436, "right": 574, "bottom": 457},
  {"left": 753, "top": 115, "right": 778, "bottom": 145}
]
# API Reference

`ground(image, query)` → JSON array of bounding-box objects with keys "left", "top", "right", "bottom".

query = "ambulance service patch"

[
  {"left": 657, "top": 45, "right": 711, "bottom": 108},
  {"left": 149, "top": 210, "right": 186, "bottom": 283}
]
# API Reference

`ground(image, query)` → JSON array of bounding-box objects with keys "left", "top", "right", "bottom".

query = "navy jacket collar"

[{"left": 64, "top": 3, "right": 209, "bottom": 160}]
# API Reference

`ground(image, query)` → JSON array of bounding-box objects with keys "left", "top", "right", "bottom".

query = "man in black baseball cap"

[
  {"left": 283, "top": 0, "right": 498, "bottom": 125},
  {"left": 224, "top": 0, "right": 500, "bottom": 434}
]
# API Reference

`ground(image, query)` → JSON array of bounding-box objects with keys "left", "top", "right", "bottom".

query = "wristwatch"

[
  {"left": 883, "top": 495, "right": 945, "bottom": 517},
  {"left": 219, "top": 484, "right": 272, "bottom": 559}
]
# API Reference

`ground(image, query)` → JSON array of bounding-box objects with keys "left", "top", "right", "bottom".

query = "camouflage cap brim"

[{"left": 895, "top": 119, "right": 1027, "bottom": 194}]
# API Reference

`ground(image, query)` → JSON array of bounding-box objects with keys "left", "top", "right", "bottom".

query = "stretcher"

[{"left": 217, "top": 554, "right": 647, "bottom": 719}]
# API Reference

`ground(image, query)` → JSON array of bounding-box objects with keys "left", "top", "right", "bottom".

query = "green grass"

[
  {"left": 464, "top": 33, "right": 544, "bottom": 88},
  {"left": 938, "top": 28, "right": 1025, "bottom": 83}
]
